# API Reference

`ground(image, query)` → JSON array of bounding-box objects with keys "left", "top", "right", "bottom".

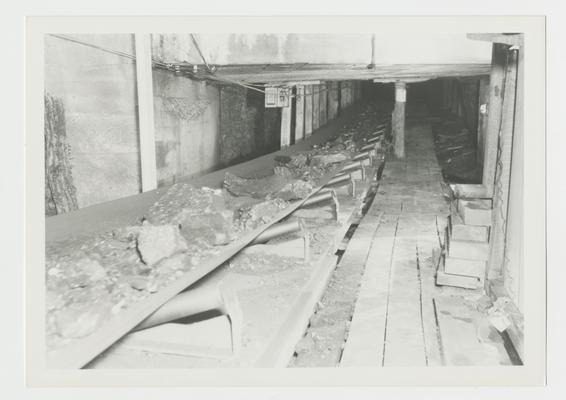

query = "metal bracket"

[
  {"left": 300, "top": 189, "right": 340, "bottom": 221},
  {"left": 132, "top": 283, "right": 243, "bottom": 356},
  {"left": 366, "top": 135, "right": 382, "bottom": 145},
  {"left": 325, "top": 173, "right": 356, "bottom": 197},
  {"left": 298, "top": 218, "right": 311, "bottom": 264},
  {"left": 341, "top": 160, "right": 365, "bottom": 180},
  {"left": 251, "top": 219, "right": 299, "bottom": 244},
  {"left": 353, "top": 151, "right": 372, "bottom": 167},
  {"left": 250, "top": 218, "right": 311, "bottom": 263}
]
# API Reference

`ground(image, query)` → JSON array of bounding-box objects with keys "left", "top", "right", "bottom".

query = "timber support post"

[
  {"left": 392, "top": 81, "right": 407, "bottom": 159},
  {"left": 134, "top": 33, "right": 157, "bottom": 192},
  {"left": 304, "top": 85, "right": 313, "bottom": 137},
  {"left": 295, "top": 85, "right": 305, "bottom": 142},
  {"left": 482, "top": 43, "right": 507, "bottom": 197},
  {"left": 476, "top": 76, "right": 490, "bottom": 169},
  {"left": 280, "top": 90, "right": 292, "bottom": 148}
]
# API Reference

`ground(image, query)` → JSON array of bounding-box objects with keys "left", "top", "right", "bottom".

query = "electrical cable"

[
  {"left": 49, "top": 34, "right": 170, "bottom": 70},
  {"left": 49, "top": 33, "right": 269, "bottom": 94},
  {"left": 188, "top": 34, "right": 267, "bottom": 94}
]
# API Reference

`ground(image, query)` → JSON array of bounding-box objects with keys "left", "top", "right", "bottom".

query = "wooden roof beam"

[{"left": 467, "top": 33, "right": 524, "bottom": 47}]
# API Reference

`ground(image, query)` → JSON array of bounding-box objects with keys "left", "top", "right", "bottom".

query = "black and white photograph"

[{"left": 22, "top": 15, "right": 547, "bottom": 387}]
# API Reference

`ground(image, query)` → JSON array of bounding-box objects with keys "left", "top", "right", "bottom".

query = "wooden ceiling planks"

[
  {"left": 212, "top": 63, "right": 491, "bottom": 84},
  {"left": 467, "top": 33, "right": 524, "bottom": 47}
]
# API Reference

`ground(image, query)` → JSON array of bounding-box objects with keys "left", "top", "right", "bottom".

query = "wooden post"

[
  {"left": 340, "top": 82, "right": 347, "bottom": 110},
  {"left": 353, "top": 82, "right": 357, "bottom": 103},
  {"left": 319, "top": 82, "right": 327, "bottom": 126},
  {"left": 451, "top": 81, "right": 458, "bottom": 115},
  {"left": 446, "top": 80, "right": 453, "bottom": 112},
  {"left": 280, "top": 99, "right": 292, "bottom": 148},
  {"left": 343, "top": 82, "right": 348, "bottom": 108},
  {"left": 445, "top": 80, "right": 452, "bottom": 112},
  {"left": 312, "top": 84, "right": 320, "bottom": 130},
  {"left": 134, "top": 33, "right": 157, "bottom": 192},
  {"left": 328, "top": 82, "right": 339, "bottom": 121},
  {"left": 488, "top": 47, "right": 519, "bottom": 280},
  {"left": 294, "top": 85, "right": 305, "bottom": 142},
  {"left": 502, "top": 46, "right": 524, "bottom": 310},
  {"left": 476, "top": 76, "right": 490, "bottom": 169},
  {"left": 482, "top": 43, "right": 508, "bottom": 197},
  {"left": 392, "top": 81, "right": 407, "bottom": 159},
  {"left": 304, "top": 85, "right": 313, "bottom": 137}
]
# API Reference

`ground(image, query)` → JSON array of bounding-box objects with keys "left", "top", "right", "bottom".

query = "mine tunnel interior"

[{"left": 43, "top": 33, "right": 524, "bottom": 371}]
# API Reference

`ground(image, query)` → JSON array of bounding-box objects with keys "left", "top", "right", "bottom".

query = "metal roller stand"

[
  {"left": 298, "top": 218, "right": 311, "bottom": 264},
  {"left": 133, "top": 283, "right": 243, "bottom": 355},
  {"left": 324, "top": 173, "right": 356, "bottom": 197},
  {"left": 366, "top": 135, "right": 382, "bottom": 145},
  {"left": 358, "top": 156, "right": 373, "bottom": 168},
  {"left": 361, "top": 142, "right": 379, "bottom": 154},
  {"left": 250, "top": 218, "right": 311, "bottom": 262},
  {"left": 352, "top": 152, "right": 372, "bottom": 167},
  {"left": 135, "top": 216, "right": 317, "bottom": 351},
  {"left": 300, "top": 189, "right": 340, "bottom": 221},
  {"left": 340, "top": 160, "right": 365, "bottom": 180}
]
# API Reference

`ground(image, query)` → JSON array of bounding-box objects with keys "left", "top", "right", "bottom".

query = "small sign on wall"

[{"left": 265, "top": 87, "right": 290, "bottom": 108}]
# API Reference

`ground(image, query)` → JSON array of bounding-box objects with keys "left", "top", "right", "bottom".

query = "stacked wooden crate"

[{"left": 436, "top": 198, "right": 492, "bottom": 289}]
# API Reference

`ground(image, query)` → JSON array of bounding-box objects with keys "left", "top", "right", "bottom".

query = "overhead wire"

[
  {"left": 49, "top": 33, "right": 268, "bottom": 94},
  {"left": 49, "top": 34, "right": 170, "bottom": 70}
]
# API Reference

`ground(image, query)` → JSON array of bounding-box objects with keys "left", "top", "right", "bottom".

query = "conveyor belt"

[
  {"left": 46, "top": 108, "right": 391, "bottom": 369},
  {"left": 48, "top": 168, "right": 347, "bottom": 368},
  {"left": 46, "top": 104, "right": 374, "bottom": 243}
]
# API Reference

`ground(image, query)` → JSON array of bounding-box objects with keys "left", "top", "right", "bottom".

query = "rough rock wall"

[
  {"left": 460, "top": 80, "right": 480, "bottom": 136},
  {"left": 219, "top": 86, "right": 252, "bottom": 165},
  {"left": 219, "top": 85, "right": 281, "bottom": 167},
  {"left": 264, "top": 108, "right": 282, "bottom": 153},
  {"left": 248, "top": 90, "right": 280, "bottom": 155},
  {"left": 44, "top": 93, "right": 79, "bottom": 216},
  {"left": 442, "top": 78, "right": 480, "bottom": 134}
]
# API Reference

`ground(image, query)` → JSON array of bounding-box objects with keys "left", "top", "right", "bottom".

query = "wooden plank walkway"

[{"left": 341, "top": 121, "right": 450, "bottom": 367}]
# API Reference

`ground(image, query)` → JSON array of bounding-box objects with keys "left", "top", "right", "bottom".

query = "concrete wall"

[
  {"left": 152, "top": 33, "right": 283, "bottom": 169},
  {"left": 164, "top": 33, "right": 491, "bottom": 65},
  {"left": 45, "top": 34, "right": 142, "bottom": 209},
  {"left": 153, "top": 70, "right": 220, "bottom": 187},
  {"left": 45, "top": 34, "right": 224, "bottom": 211}
]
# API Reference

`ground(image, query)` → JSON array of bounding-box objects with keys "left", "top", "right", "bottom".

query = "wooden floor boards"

[{"left": 341, "top": 120, "right": 516, "bottom": 367}]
